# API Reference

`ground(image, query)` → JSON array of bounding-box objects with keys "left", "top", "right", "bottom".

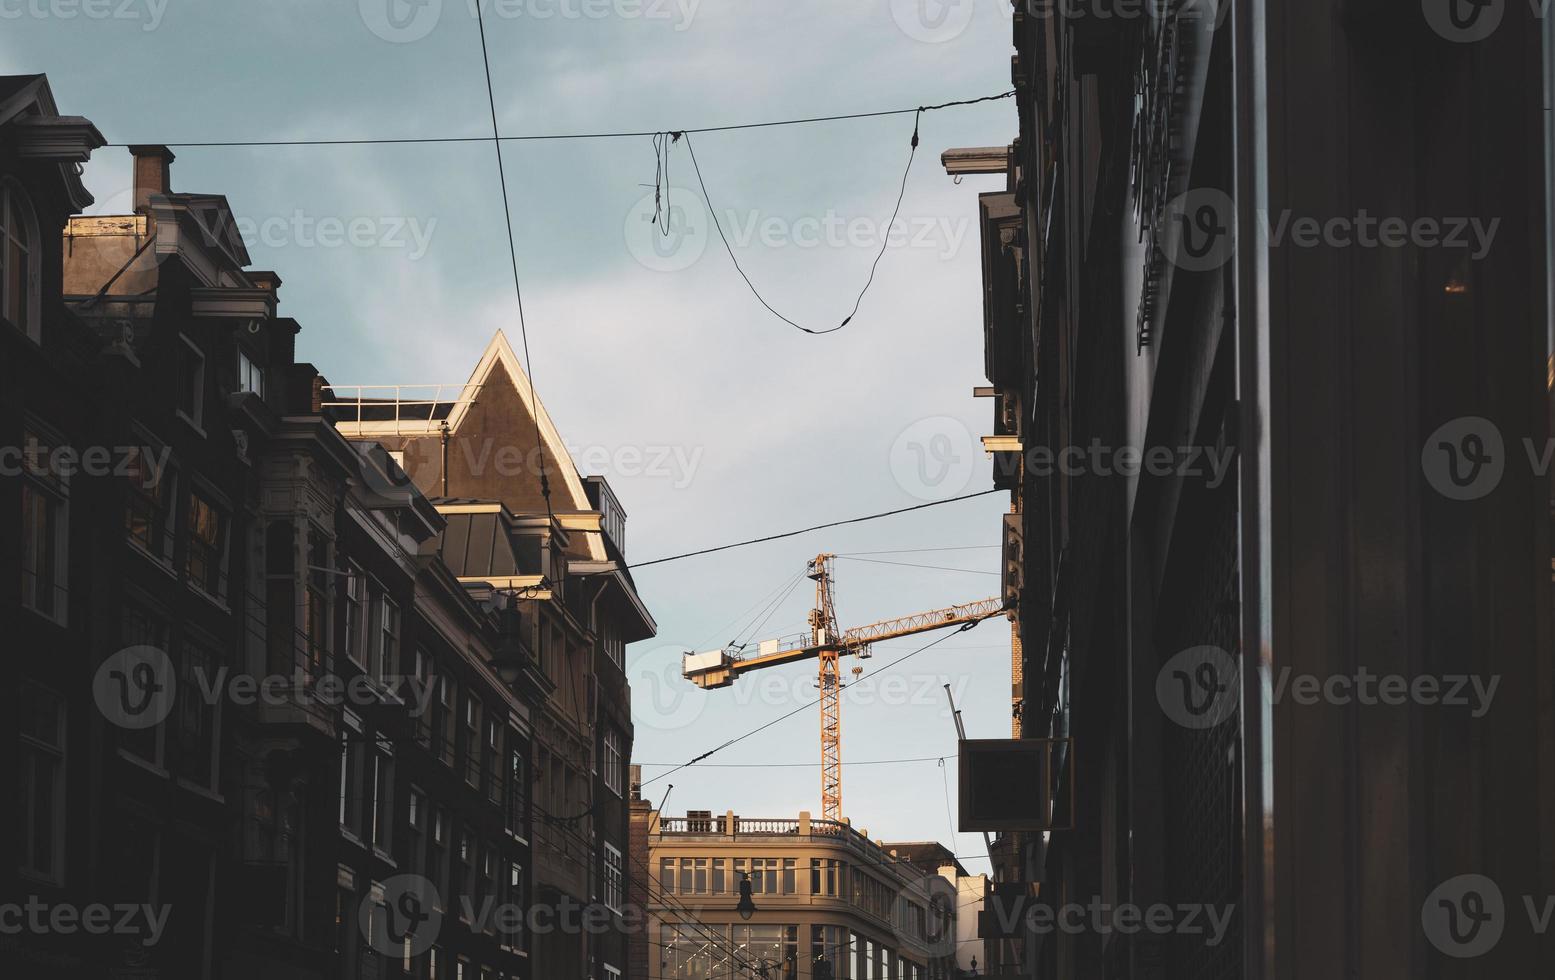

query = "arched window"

[{"left": 0, "top": 180, "right": 40, "bottom": 342}]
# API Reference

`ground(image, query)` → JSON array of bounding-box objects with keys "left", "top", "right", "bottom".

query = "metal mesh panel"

[{"left": 1156, "top": 472, "right": 1243, "bottom": 980}]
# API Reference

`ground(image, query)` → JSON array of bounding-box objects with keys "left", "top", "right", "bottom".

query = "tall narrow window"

[
  {"left": 19, "top": 686, "right": 65, "bottom": 882},
  {"left": 120, "top": 601, "right": 168, "bottom": 766},
  {"left": 176, "top": 335, "right": 206, "bottom": 430},
  {"left": 603, "top": 727, "right": 624, "bottom": 797},
  {"left": 303, "top": 526, "right": 329, "bottom": 678},
  {"left": 125, "top": 445, "right": 176, "bottom": 562},
  {"left": 603, "top": 844, "right": 624, "bottom": 914},
  {"left": 341, "top": 564, "right": 365, "bottom": 667},
  {"left": 0, "top": 180, "right": 39, "bottom": 342},
  {"left": 186, "top": 488, "right": 228, "bottom": 600},
  {"left": 176, "top": 639, "right": 220, "bottom": 789},
  {"left": 20, "top": 424, "right": 68, "bottom": 623},
  {"left": 505, "top": 741, "right": 527, "bottom": 838},
  {"left": 373, "top": 595, "right": 399, "bottom": 682}
]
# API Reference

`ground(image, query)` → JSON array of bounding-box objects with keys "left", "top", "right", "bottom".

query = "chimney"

[{"left": 128, "top": 145, "right": 175, "bottom": 213}]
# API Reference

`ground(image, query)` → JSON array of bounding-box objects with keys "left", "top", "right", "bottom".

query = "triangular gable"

[{"left": 450, "top": 331, "right": 604, "bottom": 561}]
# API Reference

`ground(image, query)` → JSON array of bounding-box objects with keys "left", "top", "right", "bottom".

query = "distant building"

[{"left": 640, "top": 807, "right": 956, "bottom": 980}]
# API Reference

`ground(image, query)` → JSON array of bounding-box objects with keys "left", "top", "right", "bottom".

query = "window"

[
  {"left": 20, "top": 424, "right": 68, "bottom": 622},
  {"left": 602, "top": 843, "right": 624, "bottom": 914},
  {"left": 120, "top": 601, "right": 168, "bottom": 766},
  {"left": 603, "top": 727, "right": 624, "bottom": 797},
  {"left": 505, "top": 741, "right": 527, "bottom": 838},
  {"left": 502, "top": 862, "right": 524, "bottom": 948},
  {"left": 1, "top": 180, "right": 39, "bottom": 341},
  {"left": 603, "top": 966, "right": 622, "bottom": 980},
  {"left": 125, "top": 445, "right": 176, "bottom": 561},
  {"left": 373, "top": 594, "right": 399, "bottom": 683},
  {"left": 601, "top": 619, "right": 623, "bottom": 669},
  {"left": 237, "top": 348, "right": 265, "bottom": 399},
  {"left": 176, "top": 638, "right": 220, "bottom": 789},
  {"left": 484, "top": 718, "right": 502, "bottom": 804},
  {"left": 18, "top": 687, "right": 65, "bottom": 882},
  {"left": 303, "top": 526, "right": 329, "bottom": 677},
  {"left": 342, "top": 564, "right": 365, "bottom": 667},
  {"left": 437, "top": 676, "right": 457, "bottom": 767},
  {"left": 429, "top": 807, "right": 449, "bottom": 899},
  {"left": 660, "top": 858, "right": 676, "bottom": 894},
  {"left": 339, "top": 710, "right": 362, "bottom": 835},
  {"left": 176, "top": 335, "right": 206, "bottom": 429},
  {"left": 454, "top": 829, "right": 473, "bottom": 918},
  {"left": 370, "top": 738, "right": 393, "bottom": 851},
  {"left": 460, "top": 694, "right": 481, "bottom": 788},
  {"left": 186, "top": 487, "right": 228, "bottom": 600}
]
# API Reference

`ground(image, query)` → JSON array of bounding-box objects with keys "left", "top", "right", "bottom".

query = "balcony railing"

[{"left": 655, "top": 814, "right": 914, "bottom": 871}]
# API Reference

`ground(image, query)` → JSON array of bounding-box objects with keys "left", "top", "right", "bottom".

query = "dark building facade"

[
  {"left": 3, "top": 78, "right": 547, "bottom": 980},
  {"left": 959, "top": 3, "right": 1554, "bottom": 979}
]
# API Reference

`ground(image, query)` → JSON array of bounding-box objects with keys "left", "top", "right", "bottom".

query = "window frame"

[
  {"left": 20, "top": 420, "right": 70, "bottom": 624},
  {"left": 175, "top": 333, "right": 207, "bottom": 432},
  {"left": 0, "top": 178, "right": 41, "bottom": 343},
  {"left": 602, "top": 842, "right": 624, "bottom": 914},
  {"left": 18, "top": 684, "right": 66, "bottom": 884}
]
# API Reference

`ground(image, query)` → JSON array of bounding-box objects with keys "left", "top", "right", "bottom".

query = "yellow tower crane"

[{"left": 681, "top": 553, "right": 1007, "bottom": 822}]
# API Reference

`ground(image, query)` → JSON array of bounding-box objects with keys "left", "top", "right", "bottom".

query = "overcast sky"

[{"left": 4, "top": 0, "right": 1019, "bottom": 872}]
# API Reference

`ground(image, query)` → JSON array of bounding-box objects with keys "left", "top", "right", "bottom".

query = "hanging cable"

[
  {"left": 472, "top": 0, "right": 552, "bottom": 516},
  {"left": 835, "top": 555, "right": 1002, "bottom": 576},
  {"left": 678, "top": 107, "right": 919, "bottom": 335}
]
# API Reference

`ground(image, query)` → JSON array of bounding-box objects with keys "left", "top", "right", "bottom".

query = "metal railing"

[{"left": 321, "top": 384, "right": 483, "bottom": 435}]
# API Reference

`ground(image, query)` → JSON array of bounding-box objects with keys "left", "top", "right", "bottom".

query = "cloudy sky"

[{"left": 4, "top": 0, "right": 1019, "bottom": 871}]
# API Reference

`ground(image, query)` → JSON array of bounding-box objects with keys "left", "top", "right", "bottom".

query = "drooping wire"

[
  {"left": 472, "top": 0, "right": 552, "bottom": 516},
  {"left": 678, "top": 107, "right": 921, "bottom": 335},
  {"left": 651, "top": 131, "right": 683, "bottom": 236}
]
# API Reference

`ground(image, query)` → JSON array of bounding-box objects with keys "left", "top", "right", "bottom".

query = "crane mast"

[{"left": 682, "top": 552, "right": 1007, "bottom": 823}]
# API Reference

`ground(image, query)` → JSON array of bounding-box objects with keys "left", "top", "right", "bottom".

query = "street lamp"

[{"left": 736, "top": 872, "right": 757, "bottom": 920}]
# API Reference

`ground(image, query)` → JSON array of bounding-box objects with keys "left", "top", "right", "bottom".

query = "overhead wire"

[
  {"left": 639, "top": 617, "right": 991, "bottom": 789},
  {"left": 472, "top": 0, "right": 553, "bottom": 518},
  {"left": 834, "top": 555, "right": 1001, "bottom": 576},
  {"left": 629, "top": 488, "right": 1003, "bottom": 570},
  {"left": 101, "top": 91, "right": 1015, "bottom": 148}
]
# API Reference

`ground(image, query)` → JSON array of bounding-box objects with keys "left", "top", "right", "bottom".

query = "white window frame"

[
  {"left": 343, "top": 563, "right": 366, "bottom": 668},
  {"left": 0, "top": 179, "right": 41, "bottom": 343},
  {"left": 603, "top": 843, "right": 624, "bottom": 914},
  {"left": 373, "top": 591, "right": 400, "bottom": 683},
  {"left": 237, "top": 348, "right": 265, "bottom": 399},
  {"left": 603, "top": 727, "right": 624, "bottom": 797}
]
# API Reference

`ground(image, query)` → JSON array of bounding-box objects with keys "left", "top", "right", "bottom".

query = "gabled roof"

[{"left": 0, "top": 74, "right": 102, "bottom": 211}]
